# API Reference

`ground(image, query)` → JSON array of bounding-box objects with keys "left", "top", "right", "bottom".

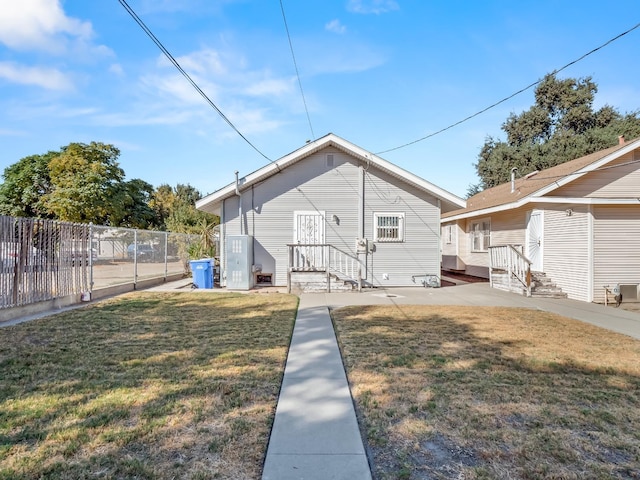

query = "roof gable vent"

[{"left": 326, "top": 154, "right": 334, "bottom": 167}]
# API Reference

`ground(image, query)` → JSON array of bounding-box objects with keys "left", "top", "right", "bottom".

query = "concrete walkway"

[{"left": 262, "top": 295, "right": 372, "bottom": 480}]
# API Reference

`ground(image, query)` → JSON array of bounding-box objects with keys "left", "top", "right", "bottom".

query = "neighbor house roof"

[
  {"left": 196, "top": 133, "right": 466, "bottom": 215},
  {"left": 442, "top": 137, "right": 640, "bottom": 221}
]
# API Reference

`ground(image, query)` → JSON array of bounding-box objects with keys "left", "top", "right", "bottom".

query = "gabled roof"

[
  {"left": 442, "top": 138, "right": 640, "bottom": 221},
  {"left": 196, "top": 133, "right": 466, "bottom": 215}
]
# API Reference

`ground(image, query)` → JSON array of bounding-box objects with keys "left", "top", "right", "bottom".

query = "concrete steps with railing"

[
  {"left": 289, "top": 271, "right": 357, "bottom": 293},
  {"left": 491, "top": 270, "right": 568, "bottom": 298},
  {"left": 530, "top": 272, "right": 568, "bottom": 298}
]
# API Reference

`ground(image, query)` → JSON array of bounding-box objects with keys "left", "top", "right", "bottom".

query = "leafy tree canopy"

[
  {"left": 150, "top": 183, "right": 218, "bottom": 234},
  {"left": 0, "top": 151, "right": 57, "bottom": 217},
  {"left": 1, "top": 142, "right": 161, "bottom": 228},
  {"left": 473, "top": 74, "right": 640, "bottom": 190}
]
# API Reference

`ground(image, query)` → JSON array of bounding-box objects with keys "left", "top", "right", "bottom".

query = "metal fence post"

[
  {"left": 89, "top": 222, "right": 94, "bottom": 292},
  {"left": 164, "top": 232, "right": 168, "bottom": 281},
  {"left": 133, "top": 229, "right": 138, "bottom": 288}
]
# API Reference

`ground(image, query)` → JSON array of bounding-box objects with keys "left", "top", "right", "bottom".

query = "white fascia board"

[
  {"left": 441, "top": 195, "right": 640, "bottom": 223},
  {"left": 442, "top": 198, "right": 532, "bottom": 222},
  {"left": 196, "top": 133, "right": 466, "bottom": 212},
  {"left": 532, "top": 196, "right": 640, "bottom": 205},
  {"left": 533, "top": 139, "right": 640, "bottom": 197}
]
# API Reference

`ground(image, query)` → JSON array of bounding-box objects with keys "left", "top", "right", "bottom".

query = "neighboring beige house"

[
  {"left": 196, "top": 133, "right": 465, "bottom": 291},
  {"left": 442, "top": 137, "right": 640, "bottom": 303}
]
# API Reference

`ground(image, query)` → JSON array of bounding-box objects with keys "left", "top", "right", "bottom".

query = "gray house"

[{"left": 196, "top": 133, "right": 465, "bottom": 291}]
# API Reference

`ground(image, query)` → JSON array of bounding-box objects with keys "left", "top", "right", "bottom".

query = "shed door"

[
  {"left": 293, "top": 211, "right": 325, "bottom": 269},
  {"left": 526, "top": 210, "right": 543, "bottom": 272}
]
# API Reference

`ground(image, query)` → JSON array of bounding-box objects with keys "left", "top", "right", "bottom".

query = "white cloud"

[
  {"left": 347, "top": 0, "right": 399, "bottom": 15},
  {"left": 0, "top": 0, "right": 93, "bottom": 53},
  {"left": 170, "top": 49, "right": 228, "bottom": 76},
  {"left": 0, "top": 62, "right": 74, "bottom": 91},
  {"left": 243, "top": 78, "right": 294, "bottom": 97},
  {"left": 325, "top": 19, "right": 347, "bottom": 34},
  {"left": 0, "top": 128, "right": 27, "bottom": 136},
  {"left": 109, "top": 64, "right": 125, "bottom": 76}
]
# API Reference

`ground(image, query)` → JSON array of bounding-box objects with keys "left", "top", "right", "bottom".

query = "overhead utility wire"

[
  {"left": 279, "top": 0, "right": 315, "bottom": 140},
  {"left": 118, "top": 0, "right": 273, "bottom": 163},
  {"left": 376, "top": 21, "right": 640, "bottom": 155}
]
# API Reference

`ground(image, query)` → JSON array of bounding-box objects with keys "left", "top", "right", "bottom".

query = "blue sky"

[{"left": 1, "top": 1, "right": 639, "bottom": 199}]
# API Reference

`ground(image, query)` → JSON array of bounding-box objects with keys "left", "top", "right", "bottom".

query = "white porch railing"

[
  {"left": 287, "top": 243, "right": 362, "bottom": 292},
  {"left": 488, "top": 244, "right": 532, "bottom": 296}
]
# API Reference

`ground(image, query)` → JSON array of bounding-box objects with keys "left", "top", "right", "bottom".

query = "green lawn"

[
  {"left": 333, "top": 305, "right": 640, "bottom": 480},
  {"left": 0, "top": 292, "right": 298, "bottom": 480}
]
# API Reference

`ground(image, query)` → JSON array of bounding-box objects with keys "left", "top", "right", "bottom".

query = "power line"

[
  {"left": 279, "top": 0, "right": 315, "bottom": 140},
  {"left": 117, "top": 0, "right": 273, "bottom": 163},
  {"left": 376, "top": 21, "right": 640, "bottom": 155}
]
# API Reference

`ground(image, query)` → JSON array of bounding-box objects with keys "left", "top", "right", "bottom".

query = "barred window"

[{"left": 374, "top": 213, "right": 405, "bottom": 242}]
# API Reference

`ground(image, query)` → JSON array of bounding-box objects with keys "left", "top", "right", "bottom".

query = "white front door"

[
  {"left": 526, "top": 210, "right": 543, "bottom": 272},
  {"left": 293, "top": 211, "right": 325, "bottom": 269}
]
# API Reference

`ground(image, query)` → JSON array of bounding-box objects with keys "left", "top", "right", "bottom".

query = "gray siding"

[
  {"left": 363, "top": 168, "right": 440, "bottom": 286},
  {"left": 593, "top": 206, "right": 640, "bottom": 303},
  {"left": 542, "top": 204, "right": 590, "bottom": 301},
  {"left": 220, "top": 146, "right": 442, "bottom": 287}
]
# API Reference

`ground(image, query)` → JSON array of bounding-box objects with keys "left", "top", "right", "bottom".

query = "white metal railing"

[
  {"left": 488, "top": 244, "right": 532, "bottom": 296},
  {"left": 287, "top": 243, "right": 362, "bottom": 292}
]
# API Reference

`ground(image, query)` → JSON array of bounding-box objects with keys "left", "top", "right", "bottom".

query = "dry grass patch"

[
  {"left": 332, "top": 305, "right": 640, "bottom": 480},
  {"left": 0, "top": 292, "right": 298, "bottom": 480}
]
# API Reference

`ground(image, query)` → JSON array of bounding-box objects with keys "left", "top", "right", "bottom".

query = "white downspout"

[{"left": 235, "top": 171, "right": 243, "bottom": 235}]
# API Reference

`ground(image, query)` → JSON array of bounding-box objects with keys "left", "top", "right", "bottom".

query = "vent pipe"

[
  {"left": 510, "top": 167, "right": 518, "bottom": 193},
  {"left": 619, "top": 135, "right": 625, "bottom": 145},
  {"left": 235, "top": 171, "right": 240, "bottom": 195}
]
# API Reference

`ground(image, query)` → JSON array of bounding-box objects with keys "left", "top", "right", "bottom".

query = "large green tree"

[
  {"left": 473, "top": 74, "right": 640, "bottom": 191},
  {"left": 0, "top": 142, "right": 160, "bottom": 228},
  {"left": 0, "top": 152, "right": 56, "bottom": 217}
]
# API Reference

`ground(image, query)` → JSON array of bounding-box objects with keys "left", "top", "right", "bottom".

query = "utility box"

[
  {"left": 190, "top": 259, "right": 215, "bottom": 289},
  {"left": 226, "top": 235, "right": 254, "bottom": 290}
]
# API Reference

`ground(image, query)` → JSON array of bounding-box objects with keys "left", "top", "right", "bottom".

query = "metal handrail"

[{"left": 287, "top": 243, "right": 362, "bottom": 292}]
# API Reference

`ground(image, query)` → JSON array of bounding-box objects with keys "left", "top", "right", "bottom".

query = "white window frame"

[
  {"left": 373, "top": 212, "right": 405, "bottom": 243},
  {"left": 470, "top": 218, "right": 491, "bottom": 252},
  {"left": 444, "top": 224, "right": 454, "bottom": 245}
]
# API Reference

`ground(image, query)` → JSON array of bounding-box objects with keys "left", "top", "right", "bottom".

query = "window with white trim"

[
  {"left": 444, "top": 225, "right": 453, "bottom": 244},
  {"left": 374, "top": 213, "right": 405, "bottom": 242},
  {"left": 470, "top": 219, "right": 491, "bottom": 252}
]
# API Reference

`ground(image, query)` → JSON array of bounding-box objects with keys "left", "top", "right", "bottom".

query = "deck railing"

[
  {"left": 488, "top": 244, "right": 532, "bottom": 296},
  {"left": 287, "top": 243, "right": 362, "bottom": 292}
]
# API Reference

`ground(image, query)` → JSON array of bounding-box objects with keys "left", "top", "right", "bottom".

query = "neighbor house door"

[
  {"left": 526, "top": 210, "right": 543, "bottom": 272},
  {"left": 293, "top": 211, "right": 325, "bottom": 269}
]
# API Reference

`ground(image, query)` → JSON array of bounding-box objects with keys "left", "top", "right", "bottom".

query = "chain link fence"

[{"left": 1, "top": 215, "right": 199, "bottom": 310}]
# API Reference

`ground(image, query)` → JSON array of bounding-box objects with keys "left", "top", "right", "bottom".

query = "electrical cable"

[
  {"left": 375, "top": 21, "right": 640, "bottom": 155},
  {"left": 280, "top": 0, "right": 315, "bottom": 141},
  {"left": 117, "top": 0, "right": 273, "bottom": 163}
]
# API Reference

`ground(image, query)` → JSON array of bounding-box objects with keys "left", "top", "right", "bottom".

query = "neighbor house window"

[
  {"left": 444, "top": 225, "right": 453, "bottom": 244},
  {"left": 470, "top": 219, "right": 491, "bottom": 252},
  {"left": 374, "top": 213, "right": 405, "bottom": 242}
]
